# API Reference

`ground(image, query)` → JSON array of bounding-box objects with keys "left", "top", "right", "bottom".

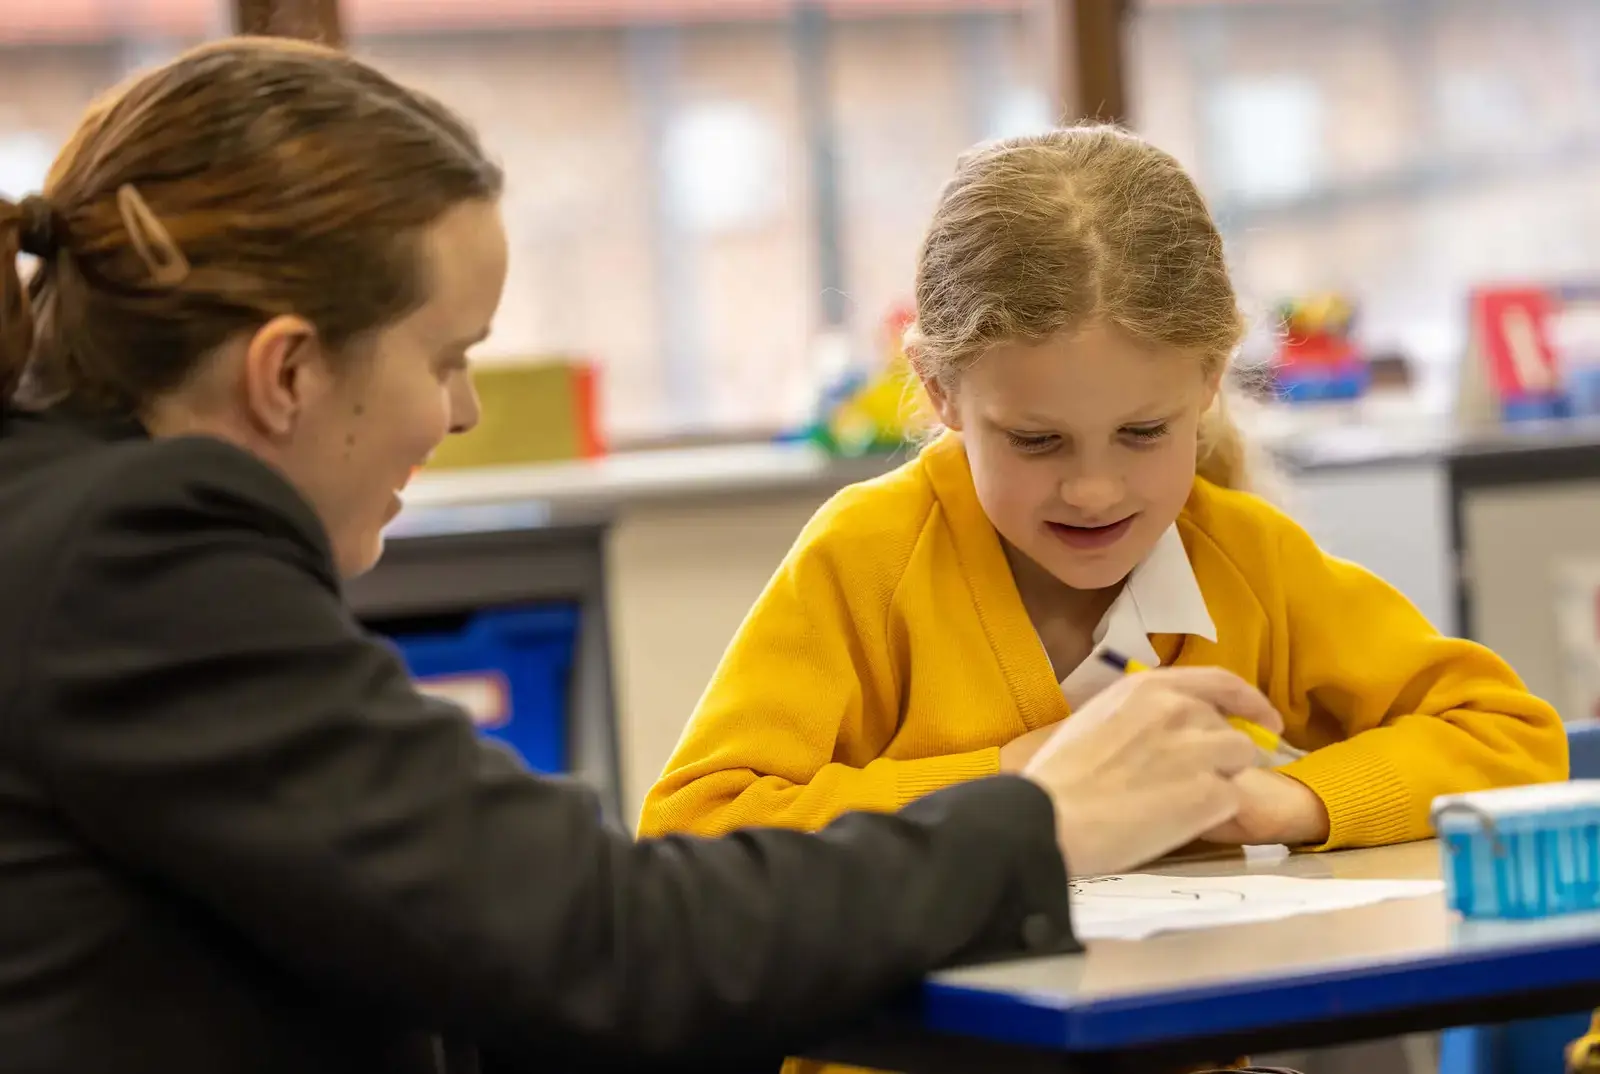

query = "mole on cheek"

[{"left": 345, "top": 402, "right": 365, "bottom": 456}]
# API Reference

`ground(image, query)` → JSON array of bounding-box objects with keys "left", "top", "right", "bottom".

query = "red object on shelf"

[
  {"left": 1471, "top": 287, "right": 1561, "bottom": 404},
  {"left": 1278, "top": 332, "right": 1359, "bottom": 369},
  {"left": 1458, "top": 285, "right": 1580, "bottom": 424},
  {"left": 573, "top": 362, "right": 605, "bottom": 459}
]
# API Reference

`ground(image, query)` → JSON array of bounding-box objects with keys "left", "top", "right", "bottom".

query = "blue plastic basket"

[
  {"left": 1433, "top": 781, "right": 1600, "bottom": 920},
  {"left": 1277, "top": 366, "right": 1371, "bottom": 403},
  {"left": 383, "top": 605, "right": 578, "bottom": 774}
]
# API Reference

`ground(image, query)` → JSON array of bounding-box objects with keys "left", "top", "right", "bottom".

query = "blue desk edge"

[{"left": 917, "top": 929, "right": 1600, "bottom": 1052}]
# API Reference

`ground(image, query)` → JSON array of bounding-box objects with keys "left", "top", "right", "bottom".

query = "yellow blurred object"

[
  {"left": 1281, "top": 292, "right": 1356, "bottom": 340},
  {"left": 813, "top": 303, "right": 923, "bottom": 456},
  {"left": 825, "top": 361, "right": 916, "bottom": 454},
  {"left": 426, "top": 358, "right": 603, "bottom": 471},
  {"left": 1568, "top": 1010, "right": 1600, "bottom": 1074}
]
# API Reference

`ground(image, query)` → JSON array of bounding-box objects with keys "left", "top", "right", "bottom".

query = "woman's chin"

[{"left": 335, "top": 529, "right": 387, "bottom": 580}]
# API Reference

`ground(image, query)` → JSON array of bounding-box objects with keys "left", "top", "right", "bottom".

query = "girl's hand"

[
  {"left": 1200, "top": 767, "right": 1330, "bottom": 847},
  {"left": 998, "top": 722, "right": 1062, "bottom": 773},
  {"left": 1021, "top": 666, "right": 1280, "bottom": 876}
]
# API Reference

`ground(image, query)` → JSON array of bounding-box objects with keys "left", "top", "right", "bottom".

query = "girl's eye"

[
  {"left": 1122, "top": 423, "right": 1169, "bottom": 444},
  {"left": 1004, "top": 431, "right": 1059, "bottom": 454}
]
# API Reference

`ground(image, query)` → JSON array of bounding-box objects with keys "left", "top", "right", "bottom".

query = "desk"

[{"left": 818, "top": 841, "right": 1600, "bottom": 1073}]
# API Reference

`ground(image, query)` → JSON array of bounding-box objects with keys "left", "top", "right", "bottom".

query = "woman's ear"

[{"left": 240, "top": 314, "right": 328, "bottom": 438}]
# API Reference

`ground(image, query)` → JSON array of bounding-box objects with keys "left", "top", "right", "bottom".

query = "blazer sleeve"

[{"left": 18, "top": 440, "right": 1075, "bottom": 1072}]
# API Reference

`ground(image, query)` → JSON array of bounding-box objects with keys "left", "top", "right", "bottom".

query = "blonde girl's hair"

[{"left": 904, "top": 124, "right": 1252, "bottom": 491}]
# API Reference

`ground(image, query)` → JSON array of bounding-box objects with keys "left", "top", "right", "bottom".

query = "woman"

[{"left": 0, "top": 39, "right": 1279, "bottom": 1074}]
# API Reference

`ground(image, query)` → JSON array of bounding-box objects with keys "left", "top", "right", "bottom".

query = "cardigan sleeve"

[
  {"left": 639, "top": 518, "right": 1001, "bottom": 839},
  {"left": 1270, "top": 511, "right": 1568, "bottom": 849}
]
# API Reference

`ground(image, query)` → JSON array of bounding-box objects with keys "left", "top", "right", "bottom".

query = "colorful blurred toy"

[
  {"left": 804, "top": 304, "right": 922, "bottom": 457},
  {"left": 1272, "top": 292, "right": 1369, "bottom": 403}
]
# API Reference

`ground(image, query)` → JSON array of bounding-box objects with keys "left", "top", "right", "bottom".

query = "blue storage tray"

[
  {"left": 1278, "top": 371, "right": 1370, "bottom": 403},
  {"left": 1433, "top": 781, "right": 1600, "bottom": 920},
  {"left": 383, "top": 605, "right": 578, "bottom": 774}
]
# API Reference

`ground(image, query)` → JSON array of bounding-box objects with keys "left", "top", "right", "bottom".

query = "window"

[
  {"left": 1130, "top": 0, "right": 1600, "bottom": 403},
  {"left": 0, "top": 5, "right": 227, "bottom": 201},
  {"left": 348, "top": 1, "right": 1057, "bottom": 443}
]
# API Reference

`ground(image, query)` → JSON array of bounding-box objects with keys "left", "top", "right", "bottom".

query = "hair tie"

[
  {"left": 116, "top": 184, "right": 189, "bottom": 287},
  {"left": 16, "top": 195, "right": 59, "bottom": 260}
]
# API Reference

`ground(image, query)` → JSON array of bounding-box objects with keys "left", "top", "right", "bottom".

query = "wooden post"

[
  {"left": 233, "top": 0, "right": 344, "bottom": 47},
  {"left": 1057, "top": 0, "right": 1128, "bottom": 124}
]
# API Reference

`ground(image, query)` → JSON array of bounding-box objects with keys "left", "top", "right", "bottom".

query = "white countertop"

[
  {"left": 386, "top": 440, "right": 903, "bottom": 539},
  {"left": 383, "top": 407, "right": 1600, "bottom": 540}
]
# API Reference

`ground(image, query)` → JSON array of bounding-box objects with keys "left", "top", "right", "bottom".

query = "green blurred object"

[{"left": 803, "top": 304, "right": 923, "bottom": 457}]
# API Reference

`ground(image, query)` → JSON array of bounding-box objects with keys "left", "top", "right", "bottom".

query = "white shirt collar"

[{"left": 1058, "top": 524, "right": 1217, "bottom": 709}]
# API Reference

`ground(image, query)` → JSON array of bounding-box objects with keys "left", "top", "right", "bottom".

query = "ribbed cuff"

[
  {"left": 1278, "top": 736, "right": 1416, "bottom": 850},
  {"left": 893, "top": 747, "right": 1002, "bottom": 807}
]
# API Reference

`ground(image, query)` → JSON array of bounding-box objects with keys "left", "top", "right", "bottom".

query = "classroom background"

[
  {"left": 9, "top": 0, "right": 1598, "bottom": 827},
  {"left": 12, "top": 2, "right": 1600, "bottom": 1070}
]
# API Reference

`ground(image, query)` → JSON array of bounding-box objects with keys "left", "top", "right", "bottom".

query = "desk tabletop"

[{"left": 918, "top": 840, "right": 1600, "bottom": 1055}]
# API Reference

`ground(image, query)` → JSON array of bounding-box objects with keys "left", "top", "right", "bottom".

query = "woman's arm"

[{"left": 20, "top": 439, "right": 1075, "bottom": 1071}]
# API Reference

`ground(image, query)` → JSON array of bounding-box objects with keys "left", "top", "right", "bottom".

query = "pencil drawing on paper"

[
  {"left": 1064, "top": 873, "right": 1444, "bottom": 941},
  {"left": 1069, "top": 875, "right": 1252, "bottom": 906}
]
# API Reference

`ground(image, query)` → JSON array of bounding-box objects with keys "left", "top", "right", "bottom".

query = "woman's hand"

[
  {"left": 1200, "top": 767, "right": 1330, "bottom": 847},
  {"left": 1021, "top": 666, "right": 1283, "bottom": 876}
]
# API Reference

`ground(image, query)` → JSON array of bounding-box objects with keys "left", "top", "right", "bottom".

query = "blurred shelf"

[
  {"left": 387, "top": 439, "right": 903, "bottom": 538},
  {"left": 389, "top": 405, "right": 1600, "bottom": 540},
  {"left": 1261, "top": 403, "right": 1600, "bottom": 473}
]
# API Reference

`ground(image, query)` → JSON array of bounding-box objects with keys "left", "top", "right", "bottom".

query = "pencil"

[{"left": 1096, "top": 649, "right": 1296, "bottom": 758}]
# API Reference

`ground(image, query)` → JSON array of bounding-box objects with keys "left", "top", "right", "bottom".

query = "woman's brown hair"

[
  {"left": 0, "top": 36, "right": 503, "bottom": 414},
  {"left": 906, "top": 124, "right": 1253, "bottom": 490}
]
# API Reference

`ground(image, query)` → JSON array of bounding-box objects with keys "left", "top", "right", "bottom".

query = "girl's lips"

[{"left": 1046, "top": 515, "right": 1135, "bottom": 550}]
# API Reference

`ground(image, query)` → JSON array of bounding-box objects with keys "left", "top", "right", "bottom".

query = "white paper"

[{"left": 1069, "top": 873, "right": 1443, "bottom": 941}]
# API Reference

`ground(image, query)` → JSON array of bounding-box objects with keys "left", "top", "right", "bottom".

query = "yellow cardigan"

[{"left": 639, "top": 433, "right": 1568, "bottom": 847}]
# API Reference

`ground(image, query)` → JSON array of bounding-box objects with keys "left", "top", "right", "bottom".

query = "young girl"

[{"left": 639, "top": 125, "right": 1566, "bottom": 860}]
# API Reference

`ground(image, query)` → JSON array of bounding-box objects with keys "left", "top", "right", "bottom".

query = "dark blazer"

[{"left": 0, "top": 408, "right": 1076, "bottom": 1074}]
